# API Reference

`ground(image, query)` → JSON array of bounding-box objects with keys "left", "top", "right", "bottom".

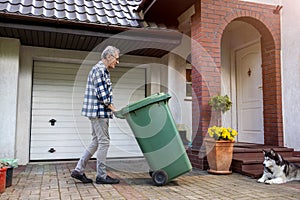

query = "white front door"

[{"left": 236, "top": 43, "right": 264, "bottom": 144}]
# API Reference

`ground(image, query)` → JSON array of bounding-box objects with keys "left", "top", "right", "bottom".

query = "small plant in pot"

[
  {"left": 205, "top": 94, "right": 238, "bottom": 174},
  {"left": 0, "top": 161, "right": 9, "bottom": 169},
  {"left": 208, "top": 94, "right": 232, "bottom": 114}
]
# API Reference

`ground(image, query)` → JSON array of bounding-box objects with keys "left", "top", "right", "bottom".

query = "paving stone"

[{"left": 1, "top": 160, "right": 300, "bottom": 199}]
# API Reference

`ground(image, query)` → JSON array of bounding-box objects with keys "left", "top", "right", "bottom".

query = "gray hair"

[{"left": 101, "top": 46, "right": 120, "bottom": 59}]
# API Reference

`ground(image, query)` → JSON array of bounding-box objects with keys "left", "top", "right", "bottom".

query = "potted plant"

[
  {"left": 0, "top": 159, "right": 17, "bottom": 188},
  {"left": 0, "top": 161, "right": 8, "bottom": 193},
  {"left": 205, "top": 94, "right": 238, "bottom": 174}
]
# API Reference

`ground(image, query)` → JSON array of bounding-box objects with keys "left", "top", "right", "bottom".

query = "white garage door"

[{"left": 30, "top": 61, "right": 145, "bottom": 160}]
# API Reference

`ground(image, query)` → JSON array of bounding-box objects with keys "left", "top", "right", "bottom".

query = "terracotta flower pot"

[{"left": 204, "top": 138, "right": 234, "bottom": 174}]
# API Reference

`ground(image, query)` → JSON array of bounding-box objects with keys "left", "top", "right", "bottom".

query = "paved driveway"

[{"left": 0, "top": 159, "right": 299, "bottom": 200}]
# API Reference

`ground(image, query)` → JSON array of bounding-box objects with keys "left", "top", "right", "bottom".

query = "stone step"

[
  {"left": 233, "top": 156, "right": 300, "bottom": 164},
  {"left": 232, "top": 143, "right": 300, "bottom": 178},
  {"left": 233, "top": 147, "right": 295, "bottom": 160},
  {"left": 240, "top": 169, "right": 263, "bottom": 178},
  {"left": 232, "top": 156, "right": 300, "bottom": 177}
]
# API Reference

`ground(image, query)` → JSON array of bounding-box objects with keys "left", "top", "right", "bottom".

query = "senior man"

[{"left": 71, "top": 46, "right": 120, "bottom": 184}]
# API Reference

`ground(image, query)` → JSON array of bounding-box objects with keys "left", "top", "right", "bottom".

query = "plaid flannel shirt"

[{"left": 82, "top": 61, "right": 113, "bottom": 118}]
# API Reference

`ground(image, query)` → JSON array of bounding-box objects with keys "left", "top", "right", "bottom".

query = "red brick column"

[{"left": 189, "top": 0, "right": 282, "bottom": 169}]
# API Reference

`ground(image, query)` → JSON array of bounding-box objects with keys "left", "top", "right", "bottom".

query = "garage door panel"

[
  {"left": 31, "top": 119, "right": 90, "bottom": 127},
  {"left": 33, "top": 91, "right": 84, "bottom": 99},
  {"left": 110, "top": 133, "right": 136, "bottom": 140},
  {"left": 31, "top": 139, "right": 88, "bottom": 147},
  {"left": 31, "top": 137, "right": 140, "bottom": 147},
  {"left": 31, "top": 134, "right": 89, "bottom": 141},
  {"left": 32, "top": 103, "right": 82, "bottom": 110},
  {"left": 31, "top": 140, "right": 141, "bottom": 159},
  {"left": 31, "top": 61, "right": 144, "bottom": 160},
  {"left": 31, "top": 146, "right": 86, "bottom": 154},
  {"left": 114, "top": 88, "right": 145, "bottom": 96},
  {"left": 109, "top": 123, "right": 131, "bottom": 131},
  {"left": 31, "top": 110, "right": 82, "bottom": 116},
  {"left": 31, "top": 150, "right": 86, "bottom": 160},
  {"left": 32, "top": 103, "right": 82, "bottom": 108},
  {"left": 32, "top": 97, "right": 83, "bottom": 104},
  {"left": 31, "top": 116, "right": 88, "bottom": 122},
  {"left": 31, "top": 127, "right": 91, "bottom": 134},
  {"left": 32, "top": 85, "right": 76, "bottom": 93},
  {"left": 30, "top": 139, "right": 90, "bottom": 148},
  {"left": 33, "top": 73, "right": 78, "bottom": 82},
  {"left": 34, "top": 61, "right": 81, "bottom": 68},
  {"left": 34, "top": 66, "right": 79, "bottom": 75},
  {"left": 31, "top": 139, "right": 141, "bottom": 158},
  {"left": 33, "top": 79, "right": 82, "bottom": 87},
  {"left": 108, "top": 146, "right": 142, "bottom": 157}
]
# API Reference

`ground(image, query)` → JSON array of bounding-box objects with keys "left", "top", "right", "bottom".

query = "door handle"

[
  {"left": 49, "top": 119, "right": 57, "bottom": 126},
  {"left": 48, "top": 148, "right": 56, "bottom": 153}
]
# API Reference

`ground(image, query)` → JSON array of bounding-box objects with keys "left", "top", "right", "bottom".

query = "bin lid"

[{"left": 120, "top": 93, "right": 171, "bottom": 115}]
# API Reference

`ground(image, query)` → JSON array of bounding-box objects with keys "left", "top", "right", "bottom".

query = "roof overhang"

[{"left": 0, "top": 13, "right": 182, "bottom": 57}]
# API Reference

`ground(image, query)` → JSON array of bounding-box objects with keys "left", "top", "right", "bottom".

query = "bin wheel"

[{"left": 152, "top": 170, "right": 168, "bottom": 186}]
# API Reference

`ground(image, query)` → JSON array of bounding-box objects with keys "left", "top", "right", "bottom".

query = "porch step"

[
  {"left": 233, "top": 144, "right": 295, "bottom": 158},
  {"left": 240, "top": 169, "right": 263, "bottom": 178},
  {"left": 232, "top": 156, "right": 300, "bottom": 170},
  {"left": 231, "top": 143, "right": 300, "bottom": 178}
]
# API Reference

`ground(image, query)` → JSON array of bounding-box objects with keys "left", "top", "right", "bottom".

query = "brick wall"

[{"left": 190, "top": 0, "right": 282, "bottom": 169}]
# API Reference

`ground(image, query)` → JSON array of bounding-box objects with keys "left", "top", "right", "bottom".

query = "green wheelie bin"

[{"left": 115, "top": 93, "right": 192, "bottom": 186}]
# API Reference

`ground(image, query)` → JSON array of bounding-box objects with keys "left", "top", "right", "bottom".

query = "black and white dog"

[{"left": 257, "top": 149, "right": 300, "bottom": 184}]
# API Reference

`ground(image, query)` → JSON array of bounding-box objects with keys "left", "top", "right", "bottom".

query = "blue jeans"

[{"left": 75, "top": 118, "right": 110, "bottom": 179}]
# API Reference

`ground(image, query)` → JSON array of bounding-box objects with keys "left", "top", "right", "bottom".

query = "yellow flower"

[
  {"left": 207, "top": 126, "right": 238, "bottom": 141},
  {"left": 232, "top": 130, "right": 238, "bottom": 137}
]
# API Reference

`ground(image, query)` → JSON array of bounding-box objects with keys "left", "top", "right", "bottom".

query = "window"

[{"left": 186, "top": 64, "right": 192, "bottom": 97}]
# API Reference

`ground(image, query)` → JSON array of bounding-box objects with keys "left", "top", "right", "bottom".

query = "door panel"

[
  {"left": 236, "top": 43, "right": 264, "bottom": 144},
  {"left": 30, "top": 61, "right": 145, "bottom": 160}
]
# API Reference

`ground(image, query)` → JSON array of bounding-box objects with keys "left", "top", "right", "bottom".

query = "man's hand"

[
  {"left": 113, "top": 110, "right": 125, "bottom": 119},
  {"left": 108, "top": 104, "right": 116, "bottom": 112}
]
